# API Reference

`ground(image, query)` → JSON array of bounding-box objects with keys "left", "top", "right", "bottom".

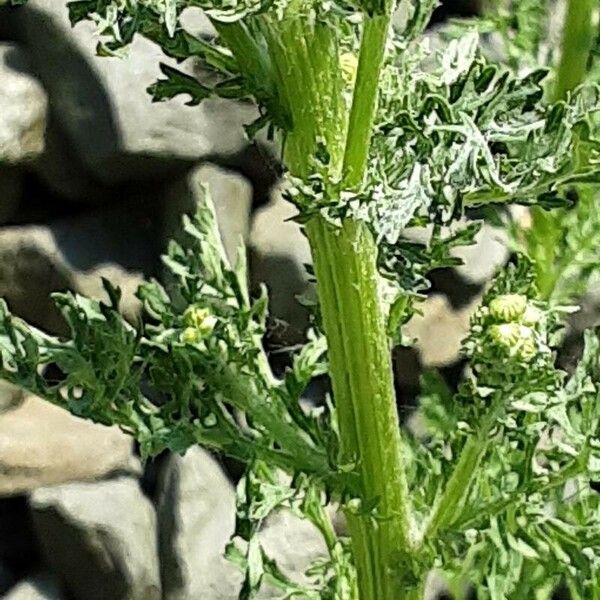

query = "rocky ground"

[{"left": 0, "top": 1, "right": 556, "bottom": 599}]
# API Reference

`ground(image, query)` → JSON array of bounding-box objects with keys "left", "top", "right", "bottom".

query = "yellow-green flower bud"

[
  {"left": 489, "top": 294, "right": 527, "bottom": 322},
  {"left": 517, "top": 333, "right": 537, "bottom": 360},
  {"left": 181, "top": 327, "right": 202, "bottom": 345},
  {"left": 184, "top": 305, "right": 210, "bottom": 328},
  {"left": 339, "top": 52, "right": 358, "bottom": 87},
  {"left": 490, "top": 322, "right": 522, "bottom": 347},
  {"left": 490, "top": 323, "right": 536, "bottom": 359},
  {"left": 183, "top": 305, "right": 218, "bottom": 336}
]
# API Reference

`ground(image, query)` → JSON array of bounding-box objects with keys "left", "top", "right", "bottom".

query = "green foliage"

[
  {"left": 2, "top": 0, "right": 600, "bottom": 598},
  {"left": 473, "top": 0, "right": 600, "bottom": 305},
  {"left": 511, "top": 189, "right": 600, "bottom": 303},
  {"left": 2, "top": 216, "right": 598, "bottom": 597},
  {"left": 0, "top": 191, "right": 334, "bottom": 475},
  {"left": 412, "top": 262, "right": 600, "bottom": 597}
]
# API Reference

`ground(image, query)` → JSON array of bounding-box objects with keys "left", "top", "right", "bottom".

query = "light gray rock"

[
  {"left": 249, "top": 190, "right": 314, "bottom": 338},
  {"left": 4, "top": 1, "right": 256, "bottom": 190},
  {"left": 0, "top": 395, "right": 140, "bottom": 496},
  {"left": 0, "top": 204, "right": 155, "bottom": 332},
  {"left": 156, "top": 447, "right": 242, "bottom": 600},
  {"left": 3, "top": 572, "right": 63, "bottom": 600},
  {"left": 259, "top": 509, "right": 328, "bottom": 591},
  {"left": 405, "top": 293, "right": 482, "bottom": 367},
  {"left": 404, "top": 220, "right": 509, "bottom": 287},
  {"left": 30, "top": 477, "right": 161, "bottom": 600},
  {"left": 0, "top": 43, "right": 47, "bottom": 165},
  {"left": 164, "top": 164, "right": 253, "bottom": 266},
  {"left": 452, "top": 223, "right": 509, "bottom": 285},
  {"left": 156, "top": 447, "right": 330, "bottom": 599},
  {"left": 0, "top": 380, "right": 22, "bottom": 414},
  {"left": 423, "top": 571, "right": 451, "bottom": 600},
  {"left": 0, "top": 225, "right": 75, "bottom": 333}
]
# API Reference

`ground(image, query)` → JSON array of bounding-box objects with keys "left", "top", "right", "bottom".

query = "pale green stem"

[
  {"left": 219, "top": 3, "right": 418, "bottom": 596},
  {"left": 343, "top": 13, "right": 394, "bottom": 187},
  {"left": 554, "top": 0, "right": 596, "bottom": 102},
  {"left": 531, "top": 0, "right": 596, "bottom": 299},
  {"left": 305, "top": 217, "right": 415, "bottom": 600},
  {"left": 299, "top": 5, "right": 419, "bottom": 597},
  {"left": 421, "top": 396, "right": 505, "bottom": 543},
  {"left": 422, "top": 435, "right": 488, "bottom": 540}
]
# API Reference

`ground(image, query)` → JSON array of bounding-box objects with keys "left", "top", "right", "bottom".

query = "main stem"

[
  {"left": 306, "top": 217, "right": 414, "bottom": 600},
  {"left": 225, "top": 2, "right": 414, "bottom": 595},
  {"left": 296, "top": 8, "right": 415, "bottom": 599}
]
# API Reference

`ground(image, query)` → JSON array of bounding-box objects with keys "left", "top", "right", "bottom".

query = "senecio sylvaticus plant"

[{"left": 1, "top": 0, "right": 600, "bottom": 598}]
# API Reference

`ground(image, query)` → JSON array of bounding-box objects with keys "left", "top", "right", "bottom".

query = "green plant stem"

[
  {"left": 231, "top": 2, "right": 416, "bottom": 595},
  {"left": 295, "top": 6, "right": 418, "bottom": 598},
  {"left": 305, "top": 216, "right": 415, "bottom": 600},
  {"left": 343, "top": 13, "right": 393, "bottom": 187},
  {"left": 422, "top": 435, "right": 487, "bottom": 540},
  {"left": 554, "top": 0, "right": 596, "bottom": 102},
  {"left": 530, "top": 0, "right": 596, "bottom": 299},
  {"left": 421, "top": 396, "right": 505, "bottom": 543}
]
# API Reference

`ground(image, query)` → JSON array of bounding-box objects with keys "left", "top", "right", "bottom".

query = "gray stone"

[
  {"left": 0, "top": 225, "right": 75, "bottom": 334},
  {"left": 423, "top": 571, "right": 452, "bottom": 600},
  {"left": 0, "top": 395, "right": 140, "bottom": 496},
  {"left": 163, "top": 164, "right": 253, "bottom": 267},
  {"left": 0, "top": 43, "right": 47, "bottom": 165},
  {"left": 156, "top": 446, "right": 330, "bottom": 599},
  {"left": 404, "top": 220, "right": 509, "bottom": 287},
  {"left": 405, "top": 293, "right": 481, "bottom": 367},
  {"left": 3, "top": 572, "right": 63, "bottom": 600},
  {"left": 31, "top": 117, "right": 108, "bottom": 203},
  {"left": 452, "top": 223, "right": 509, "bottom": 285},
  {"left": 30, "top": 477, "right": 161, "bottom": 600},
  {"left": 156, "top": 447, "right": 242, "bottom": 600},
  {"left": 259, "top": 509, "right": 328, "bottom": 591},
  {"left": 0, "top": 205, "right": 154, "bottom": 333},
  {"left": 0, "top": 380, "right": 23, "bottom": 414},
  {"left": 249, "top": 190, "right": 314, "bottom": 339},
  {"left": 4, "top": 1, "right": 256, "bottom": 189}
]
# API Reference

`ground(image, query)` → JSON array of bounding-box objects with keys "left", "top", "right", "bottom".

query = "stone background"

[{"left": 0, "top": 1, "right": 543, "bottom": 598}]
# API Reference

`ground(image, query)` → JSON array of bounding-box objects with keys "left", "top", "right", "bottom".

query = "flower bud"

[
  {"left": 339, "top": 52, "right": 358, "bottom": 87},
  {"left": 489, "top": 294, "right": 527, "bottom": 322},
  {"left": 181, "top": 327, "right": 202, "bottom": 345},
  {"left": 489, "top": 322, "right": 536, "bottom": 359},
  {"left": 183, "top": 305, "right": 218, "bottom": 336},
  {"left": 490, "top": 322, "right": 522, "bottom": 347}
]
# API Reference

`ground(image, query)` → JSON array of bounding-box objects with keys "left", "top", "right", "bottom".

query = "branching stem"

[{"left": 297, "top": 4, "right": 419, "bottom": 597}]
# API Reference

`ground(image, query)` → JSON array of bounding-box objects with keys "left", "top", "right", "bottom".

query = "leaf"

[
  {"left": 163, "top": 0, "right": 177, "bottom": 37},
  {"left": 147, "top": 64, "right": 212, "bottom": 105}
]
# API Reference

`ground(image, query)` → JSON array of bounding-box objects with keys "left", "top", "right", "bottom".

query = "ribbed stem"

[
  {"left": 218, "top": 3, "right": 418, "bottom": 596},
  {"left": 343, "top": 14, "right": 393, "bottom": 187},
  {"left": 423, "top": 435, "right": 487, "bottom": 540},
  {"left": 554, "top": 0, "right": 596, "bottom": 102},
  {"left": 305, "top": 217, "right": 415, "bottom": 600},
  {"left": 280, "top": 4, "right": 418, "bottom": 596}
]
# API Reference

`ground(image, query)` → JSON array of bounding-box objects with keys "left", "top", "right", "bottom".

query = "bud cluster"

[
  {"left": 180, "top": 305, "right": 218, "bottom": 345},
  {"left": 484, "top": 294, "right": 545, "bottom": 360}
]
